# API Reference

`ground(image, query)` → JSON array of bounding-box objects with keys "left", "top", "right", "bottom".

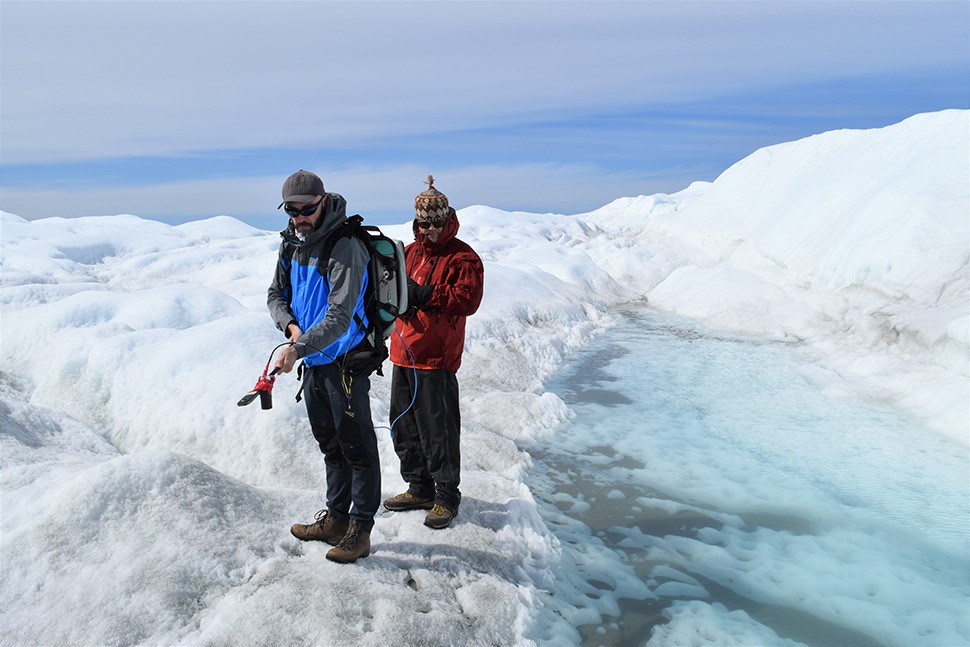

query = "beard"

[{"left": 292, "top": 217, "right": 319, "bottom": 240}]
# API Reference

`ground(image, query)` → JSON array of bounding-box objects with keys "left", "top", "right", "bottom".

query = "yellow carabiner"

[{"left": 341, "top": 370, "right": 353, "bottom": 399}]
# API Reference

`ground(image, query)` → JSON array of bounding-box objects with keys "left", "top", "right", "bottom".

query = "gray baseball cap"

[{"left": 278, "top": 170, "right": 325, "bottom": 207}]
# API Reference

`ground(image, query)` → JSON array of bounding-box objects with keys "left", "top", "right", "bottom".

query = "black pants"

[
  {"left": 389, "top": 365, "right": 461, "bottom": 512},
  {"left": 303, "top": 364, "right": 381, "bottom": 531}
]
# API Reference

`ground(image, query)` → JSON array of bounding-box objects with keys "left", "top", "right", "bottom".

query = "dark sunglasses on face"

[
  {"left": 417, "top": 217, "right": 447, "bottom": 229},
  {"left": 284, "top": 199, "right": 322, "bottom": 218}
]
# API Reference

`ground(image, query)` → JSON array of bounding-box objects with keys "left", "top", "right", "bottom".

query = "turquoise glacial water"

[{"left": 526, "top": 308, "right": 969, "bottom": 647}]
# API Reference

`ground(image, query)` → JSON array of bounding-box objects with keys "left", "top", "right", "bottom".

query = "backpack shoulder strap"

[
  {"left": 320, "top": 215, "right": 365, "bottom": 263},
  {"left": 317, "top": 216, "right": 371, "bottom": 334}
]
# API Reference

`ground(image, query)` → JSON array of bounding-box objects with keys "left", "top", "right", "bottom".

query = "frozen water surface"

[{"left": 525, "top": 308, "right": 969, "bottom": 647}]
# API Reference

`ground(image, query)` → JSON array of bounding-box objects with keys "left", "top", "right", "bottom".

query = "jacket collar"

[{"left": 414, "top": 208, "right": 459, "bottom": 251}]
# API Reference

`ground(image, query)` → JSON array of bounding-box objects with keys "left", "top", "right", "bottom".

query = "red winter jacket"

[{"left": 389, "top": 210, "right": 484, "bottom": 372}]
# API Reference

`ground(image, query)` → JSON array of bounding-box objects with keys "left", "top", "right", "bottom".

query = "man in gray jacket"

[{"left": 267, "top": 169, "right": 379, "bottom": 564}]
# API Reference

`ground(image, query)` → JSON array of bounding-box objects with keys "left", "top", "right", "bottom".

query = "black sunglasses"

[
  {"left": 417, "top": 217, "right": 447, "bottom": 229},
  {"left": 284, "top": 198, "right": 323, "bottom": 218}
]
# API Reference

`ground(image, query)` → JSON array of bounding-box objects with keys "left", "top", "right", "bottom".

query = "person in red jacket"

[{"left": 385, "top": 176, "right": 484, "bottom": 529}]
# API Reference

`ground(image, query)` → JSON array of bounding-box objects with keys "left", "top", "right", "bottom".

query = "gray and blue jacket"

[{"left": 267, "top": 193, "right": 369, "bottom": 367}]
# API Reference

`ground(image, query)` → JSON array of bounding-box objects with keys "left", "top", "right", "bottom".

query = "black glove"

[
  {"left": 402, "top": 279, "right": 433, "bottom": 318},
  {"left": 407, "top": 279, "right": 433, "bottom": 307}
]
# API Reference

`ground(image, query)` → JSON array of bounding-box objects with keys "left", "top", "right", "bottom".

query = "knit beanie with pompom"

[{"left": 414, "top": 175, "right": 450, "bottom": 222}]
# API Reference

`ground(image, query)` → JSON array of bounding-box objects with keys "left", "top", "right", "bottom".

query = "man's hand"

[
  {"left": 405, "top": 279, "right": 433, "bottom": 316},
  {"left": 275, "top": 344, "right": 299, "bottom": 374},
  {"left": 275, "top": 323, "right": 303, "bottom": 373}
]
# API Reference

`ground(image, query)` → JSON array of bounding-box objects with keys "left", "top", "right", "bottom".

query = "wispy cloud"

[{"left": 1, "top": 1, "right": 967, "bottom": 222}]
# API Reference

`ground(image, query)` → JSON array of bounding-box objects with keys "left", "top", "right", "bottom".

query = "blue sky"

[{"left": 2, "top": 1, "right": 968, "bottom": 229}]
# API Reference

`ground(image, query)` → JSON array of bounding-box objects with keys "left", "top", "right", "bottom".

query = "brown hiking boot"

[
  {"left": 290, "top": 510, "right": 349, "bottom": 546},
  {"left": 326, "top": 521, "right": 371, "bottom": 564},
  {"left": 424, "top": 504, "right": 456, "bottom": 529},
  {"left": 384, "top": 491, "right": 435, "bottom": 511}
]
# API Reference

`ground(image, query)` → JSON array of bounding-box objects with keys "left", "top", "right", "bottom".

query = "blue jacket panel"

[{"left": 289, "top": 252, "right": 368, "bottom": 367}]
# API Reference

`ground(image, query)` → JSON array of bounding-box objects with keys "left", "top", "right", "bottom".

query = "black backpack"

[{"left": 320, "top": 214, "right": 408, "bottom": 376}]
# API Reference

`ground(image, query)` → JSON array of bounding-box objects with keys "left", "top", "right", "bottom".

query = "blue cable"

[{"left": 388, "top": 327, "right": 419, "bottom": 438}]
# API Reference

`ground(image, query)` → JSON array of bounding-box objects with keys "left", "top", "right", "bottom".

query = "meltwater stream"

[{"left": 525, "top": 309, "right": 969, "bottom": 647}]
